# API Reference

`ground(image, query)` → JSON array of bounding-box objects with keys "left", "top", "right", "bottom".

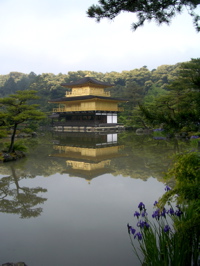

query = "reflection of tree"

[
  {"left": 22, "top": 134, "right": 67, "bottom": 177},
  {"left": 26, "top": 132, "right": 191, "bottom": 181},
  {"left": 0, "top": 166, "right": 47, "bottom": 218},
  {"left": 111, "top": 132, "right": 191, "bottom": 180},
  {"left": 0, "top": 132, "right": 193, "bottom": 185}
]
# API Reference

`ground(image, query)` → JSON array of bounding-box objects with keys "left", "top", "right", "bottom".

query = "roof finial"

[{"left": 85, "top": 71, "right": 91, "bottom": 77}]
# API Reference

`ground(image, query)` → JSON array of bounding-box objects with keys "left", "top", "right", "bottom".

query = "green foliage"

[
  {"left": 154, "top": 152, "right": 200, "bottom": 261},
  {"left": 0, "top": 90, "right": 45, "bottom": 126},
  {"left": 151, "top": 64, "right": 181, "bottom": 90},
  {"left": 128, "top": 149, "right": 200, "bottom": 265},
  {"left": 3, "top": 140, "right": 28, "bottom": 152},
  {"left": 161, "top": 152, "right": 200, "bottom": 263},
  {"left": 168, "top": 152, "right": 200, "bottom": 183},
  {"left": 0, "top": 90, "right": 45, "bottom": 153},
  {"left": 0, "top": 63, "right": 182, "bottom": 113},
  {"left": 0, "top": 61, "right": 195, "bottom": 132},
  {"left": 0, "top": 129, "right": 7, "bottom": 138},
  {"left": 120, "top": 106, "right": 151, "bottom": 128},
  {"left": 153, "top": 129, "right": 165, "bottom": 137},
  {"left": 139, "top": 59, "right": 200, "bottom": 133},
  {"left": 189, "top": 136, "right": 200, "bottom": 149},
  {"left": 128, "top": 200, "right": 199, "bottom": 266},
  {"left": 21, "top": 127, "right": 34, "bottom": 134},
  {"left": 160, "top": 152, "right": 200, "bottom": 204},
  {"left": 87, "top": 0, "right": 200, "bottom": 31},
  {"left": 143, "top": 85, "right": 168, "bottom": 104}
]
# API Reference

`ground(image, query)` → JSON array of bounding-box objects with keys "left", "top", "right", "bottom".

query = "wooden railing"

[
  {"left": 66, "top": 91, "right": 111, "bottom": 97},
  {"left": 53, "top": 107, "right": 124, "bottom": 112},
  {"left": 53, "top": 121, "right": 95, "bottom": 126},
  {"left": 52, "top": 121, "right": 124, "bottom": 127}
]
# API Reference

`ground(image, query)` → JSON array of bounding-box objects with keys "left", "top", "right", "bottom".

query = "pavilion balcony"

[
  {"left": 53, "top": 107, "right": 124, "bottom": 112},
  {"left": 66, "top": 91, "right": 111, "bottom": 97}
]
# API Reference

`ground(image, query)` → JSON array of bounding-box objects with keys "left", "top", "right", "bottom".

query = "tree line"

[
  {"left": 0, "top": 62, "right": 181, "bottom": 113},
  {"left": 0, "top": 58, "right": 200, "bottom": 152}
]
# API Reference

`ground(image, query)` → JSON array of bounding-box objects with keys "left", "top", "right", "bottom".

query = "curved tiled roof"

[
  {"left": 61, "top": 77, "right": 114, "bottom": 88},
  {"left": 48, "top": 95, "right": 127, "bottom": 103}
]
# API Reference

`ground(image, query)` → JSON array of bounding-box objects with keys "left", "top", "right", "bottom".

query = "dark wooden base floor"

[{"left": 53, "top": 124, "right": 125, "bottom": 133}]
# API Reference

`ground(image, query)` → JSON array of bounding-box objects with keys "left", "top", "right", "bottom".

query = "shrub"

[
  {"left": 128, "top": 198, "right": 199, "bottom": 265},
  {"left": 128, "top": 152, "right": 200, "bottom": 265},
  {"left": 3, "top": 140, "right": 28, "bottom": 153}
]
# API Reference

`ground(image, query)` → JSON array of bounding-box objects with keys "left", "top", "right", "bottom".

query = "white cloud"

[{"left": 0, "top": 0, "right": 199, "bottom": 74}]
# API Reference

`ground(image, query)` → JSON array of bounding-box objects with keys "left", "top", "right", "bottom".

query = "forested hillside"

[
  {"left": 0, "top": 63, "right": 181, "bottom": 115},
  {"left": 0, "top": 62, "right": 187, "bottom": 130}
]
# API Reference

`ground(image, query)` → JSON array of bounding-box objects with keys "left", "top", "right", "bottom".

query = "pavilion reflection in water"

[{"left": 51, "top": 132, "right": 125, "bottom": 182}]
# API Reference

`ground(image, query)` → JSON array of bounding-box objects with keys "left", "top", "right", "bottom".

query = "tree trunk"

[
  {"left": 10, "top": 165, "right": 20, "bottom": 194},
  {"left": 8, "top": 123, "right": 18, "bottom": 153}
]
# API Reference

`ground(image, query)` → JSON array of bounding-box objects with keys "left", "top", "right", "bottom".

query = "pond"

[{"left": 0, "top": 131, "right": 193, "bottom": 266}]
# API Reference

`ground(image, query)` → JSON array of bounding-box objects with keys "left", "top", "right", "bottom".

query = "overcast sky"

[{"left": 0, "top": 0, "right": 199, "bottom": 75}]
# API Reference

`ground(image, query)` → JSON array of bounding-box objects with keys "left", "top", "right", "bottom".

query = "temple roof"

[
  {"left": 48, "top": 95, "right": 127, "bottom": 103},
  {"left": 61, "top": 77, "right": 114, "bottom": 88},
  {"left": 62, "top": 168, "right": 115, "bottom": 180},
  {"left": 50, "top": 150, "right": 125, "bottom": 162}
]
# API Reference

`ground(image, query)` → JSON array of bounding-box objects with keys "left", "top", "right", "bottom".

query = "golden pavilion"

[{"left": 49, "top": 77, "right": 127, "bottom": 132}]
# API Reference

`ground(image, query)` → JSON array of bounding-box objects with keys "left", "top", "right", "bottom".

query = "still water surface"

[{"left": 0, "top": 132, "right": 192, "bottom": 266}]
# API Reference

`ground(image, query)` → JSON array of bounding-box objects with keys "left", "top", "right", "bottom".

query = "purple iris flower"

[
  {"left": 152, "top": 209, "right": 160, "bottom": 220},
  {"left": 134, "top": 232, "right": 143, "bottom": 240},
  {"left": 167, "top": 207, "right": 175, "bottom": 215},
  {"left": 134, "top": 211, "right": 140, "bottom": 218},
  {"left": 153, "top": 136, "right": 166, "bottom": 140},
  {"left": 127, "top": 223, "right": 131, "bottom": 234},
  {"left": 141, "top": 211, "right": 148, "bottom": 217},
  {"left": 190, "top": 135, "right": 199, "bottom": 139},
  {"left": 137, "top": 220, "right": 150, "bottom": 229},
  {"left": 165, "top": 185, "right": 171, "bottom": 191},
  {"left": 130, "top": 227, "right": 136, "bottom": 235},
  {"left": 154, "top": 201, "right": 158, "bottom": 206},
  {"left": 154, "top": 128, "right": 163, "bottom": 132},
  {"left": 138, "top": 202, "right": 145, "bottom": 211},
  {"left": 142, "top": 221, "right": 150, "bottom": 229},
  {"left": 137, "top": 220, "right": 144, "bottom": 228},
  {"left": 161, "top": 208, "right": 167, "bottom": 218},
  {"left": 163, "top": 225, "right": 171, "bottom": 233},
  {"left": 175, "top": 206, "right": 183, "bottom": 217},
  {"left": 175, "top": 209, "right": 183, "bottom": 217},
  {"left": 127, "top": 224, "right": 136, "bottom": 235}
]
